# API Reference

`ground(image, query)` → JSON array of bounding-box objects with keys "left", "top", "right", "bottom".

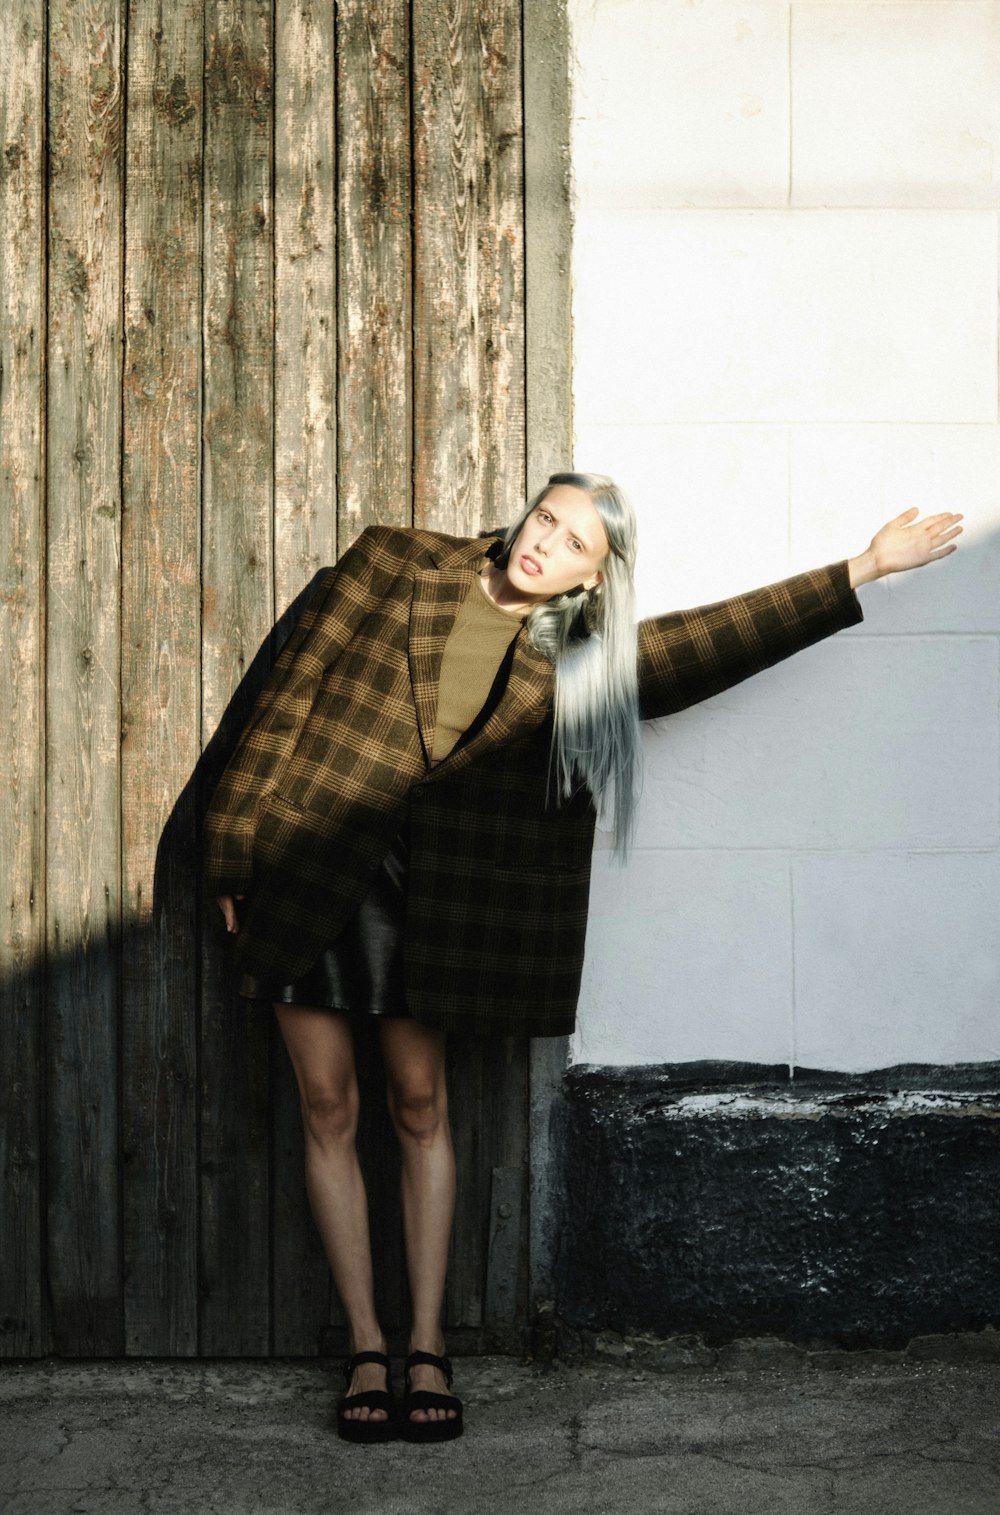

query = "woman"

[{"left": 204, "top": 472, "right": 962, "bottom": 1443}]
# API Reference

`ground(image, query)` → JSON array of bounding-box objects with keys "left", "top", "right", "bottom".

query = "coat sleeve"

[
  {"left": 636, "top": 558, "right": 864, "bottom": 722},
  {"left": 202, "top": 524, "right": 403, "bottom": 896}
]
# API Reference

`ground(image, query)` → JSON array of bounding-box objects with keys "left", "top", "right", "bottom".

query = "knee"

[
  {"left": 300, "top": 1084, "right": 358, "bottom": 1147},
  {"left": 388, "top": 1083, "right": 447, "bottom": 1146}
]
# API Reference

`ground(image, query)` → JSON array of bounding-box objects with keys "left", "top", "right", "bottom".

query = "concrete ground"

[{"left": 2, "top": 1352, "right": 999, "bottom": 1515}]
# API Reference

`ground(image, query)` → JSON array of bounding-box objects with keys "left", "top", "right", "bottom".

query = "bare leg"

[
  {"left": 377, "top": 1014, "right": 459, "bottom": 1425},
  {"left": 273, "top": 1002, "right": 389, "bottom": 1423}
]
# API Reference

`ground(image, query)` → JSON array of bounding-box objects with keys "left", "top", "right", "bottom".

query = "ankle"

[
  {"left": 348, "top": 1326, "right": 388, "bottom": 1357},
  {"left": 408, "top": 1331, "right": 446, "bottom": 1356}
]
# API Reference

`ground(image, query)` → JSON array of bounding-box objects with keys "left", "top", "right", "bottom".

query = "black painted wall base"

[{"left": 549, "top": 1062, "right": 1000, "bottom": 1350}]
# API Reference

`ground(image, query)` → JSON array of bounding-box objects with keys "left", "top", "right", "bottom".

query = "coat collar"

[{"left": 407, "top": 533, "right": 553, "bottom": 774}]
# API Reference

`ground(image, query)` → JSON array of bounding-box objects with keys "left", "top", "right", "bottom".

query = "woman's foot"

[
  {"left": 405, "top": 1337, "right": 459, "bottom": 1426},
  {"left": 341, "top": 1335, "right": 391, "bottom": 1423}
]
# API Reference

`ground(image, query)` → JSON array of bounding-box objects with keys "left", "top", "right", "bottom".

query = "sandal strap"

[
  {"left": 343, "top": 1349, "right": 391, "bottom": 1378},
  {"left": 338, "top": 1387, "right": 395, "bottom": 1412},
  {"left": 404, "top": 1349, "right": 453, "bottom": 1386}
]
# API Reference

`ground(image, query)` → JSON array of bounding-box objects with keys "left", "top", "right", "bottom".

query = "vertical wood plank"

[
  {"left": 522, "top": 0, "right": 572, "bottom": 493},
  {"left": 200, "top": 0, "right": 275, "bottom": 1356},
  {"left": 523, "top": 0, "right": 574, "bottom": 1325},
  {"left": 446, "top": 1032, "right": 528, "bottom": 1331},
  {"left": 484, "top": 1164, "right": 525, "bottom": 1328},
  {"left": 412, "top": 0, "right": 525, "bottom": 534},
  {"left": 120, "top": 0, "right": 203, "bottom": 1355},
  {"left": 474, "top": 0, "right": 526, "bottom": 528},
  {"left": 0, "top": 0, "right": 47, "bottom": 1359},
  {"left": 336, "top": 0, "right": 411, "bottom": 549},
  {"left": 271, "top": 0, "right": 337, "bottom": 1355},
  {"left": 331, "top": 0, "right": 416, "bottom": 1343},
  {"left": 45, "top": 0, "right": 125, "bottom": 1355},
  {"left": 412, "top": 0, "right": 477, "bottom": 534},
  {"left": 412, "top": 0, "right": 530, "bottom": 1336},
  {"left": 273, "top": 0, "right": 336, "bottom": 610}
]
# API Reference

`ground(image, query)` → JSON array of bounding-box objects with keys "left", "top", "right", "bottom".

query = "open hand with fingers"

[{"left": 849, "top": 506, "right": 963, "bottom": 588}]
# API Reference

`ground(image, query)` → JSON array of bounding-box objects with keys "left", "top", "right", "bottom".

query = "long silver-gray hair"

[{"left": 498, "top": 471, "right": 641, "bottom": 858}]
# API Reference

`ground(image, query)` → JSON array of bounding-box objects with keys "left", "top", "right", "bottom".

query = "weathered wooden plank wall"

[
  {"left": 0, "top": 0, "right": 536, "bottom": 1359},
  {"left": 199, "top": 0, "right": 276, "bottom": 1362},
  {"left": 0, "top": 0, "right": 46, "bottom": 1360},
  {"left": 121, "top": 0, "right": 202, "bottom": 1359},
  {"left": 413, "top": 0, "right": 525, "bottom": 536},
  {"left": 46, "top": 0, "right": 125, "bottom": 1357},
  {"left": 271, "top": 0, "right": 339, "bottom": 1359}
]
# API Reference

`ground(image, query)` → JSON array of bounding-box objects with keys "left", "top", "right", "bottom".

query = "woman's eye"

[{"left": 570, "top": 539, "right": 582, "bottom": 552}]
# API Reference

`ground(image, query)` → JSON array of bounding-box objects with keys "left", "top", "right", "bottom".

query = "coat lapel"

[
  {"left": 407, "top": 533, "right": 554, "bottom": 772},
  {"left": 407, "top": 537, "right": 485, "bottom": 762}
]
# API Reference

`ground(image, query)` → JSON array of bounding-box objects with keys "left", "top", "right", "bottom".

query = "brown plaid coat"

[{"left": 202, "top": 524, "right": 863, "bottom": 1036}]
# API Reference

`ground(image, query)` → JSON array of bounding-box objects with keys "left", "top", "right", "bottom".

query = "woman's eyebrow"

[{"left": 546, "top": 506, "right": 591, "bottom": 552}]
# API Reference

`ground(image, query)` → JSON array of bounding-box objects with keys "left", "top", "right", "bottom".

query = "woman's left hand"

[{"left": 849, "top": 507, "right": 964, "bottom": 587}]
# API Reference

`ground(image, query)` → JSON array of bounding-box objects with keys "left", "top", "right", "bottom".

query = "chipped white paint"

[{"left": 577, "top": 1088, "right": 1000, "bottom": 1120}]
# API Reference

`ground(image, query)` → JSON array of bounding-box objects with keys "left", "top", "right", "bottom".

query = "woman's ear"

[{"left": 583, "top": 567, "right": 605, "bottom": 592}]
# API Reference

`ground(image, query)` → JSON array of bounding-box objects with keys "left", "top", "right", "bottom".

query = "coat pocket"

[{"left": 252, "top": 791, "right": 328, "bottom": 871}]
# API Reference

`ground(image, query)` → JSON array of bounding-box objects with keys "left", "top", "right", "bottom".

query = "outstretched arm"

[{"left": 637, "top": 508, "right": 963, "bottom": 722}]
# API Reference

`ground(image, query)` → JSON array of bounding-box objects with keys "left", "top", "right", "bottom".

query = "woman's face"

[{"left": 505, "top": 485, "right": 610, "bottom": 603}]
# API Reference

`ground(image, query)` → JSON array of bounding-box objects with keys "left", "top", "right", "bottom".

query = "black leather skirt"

[{"left": 238, "top": 824, "right": 412, "bottom": 1018}]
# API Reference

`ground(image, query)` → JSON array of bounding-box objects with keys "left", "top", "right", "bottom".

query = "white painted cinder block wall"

[{"left": 568, "top": 0, "right": 1000, "bottom": 1071}]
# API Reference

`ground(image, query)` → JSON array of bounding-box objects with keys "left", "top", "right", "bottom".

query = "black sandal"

[
  {"left": 336, "top": 1349, "right": 398, "bottom": 1443},
  {"left": 401, "top": 1349, "right": 464, "bottom": 1442}
]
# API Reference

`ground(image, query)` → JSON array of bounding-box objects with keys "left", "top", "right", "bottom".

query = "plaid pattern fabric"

[{"left": 202, "top": 526, "right": 863, "bottom": 1037}]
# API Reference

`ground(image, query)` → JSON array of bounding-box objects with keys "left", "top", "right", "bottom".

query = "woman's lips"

[{"left": 520, "top": 553, "right": 542, "bottom": 576}]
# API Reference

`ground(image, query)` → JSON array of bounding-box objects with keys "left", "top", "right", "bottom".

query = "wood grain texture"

[
  {"left": 274, "top": 0, "right": 336, "bottom": 608},
  {"left": 271, "top": 0, "right": 337, "bottom": 1355},
  {"left": 336, "top": 0, "right": 412, "bottom": 549},
  {"left": 120, "top": 0, "right": 203, "bottom": 1356},
  {"left": 200, "top": 0, "right": 274, "bottom": 1356},
  {"left": 472, "top": 0, "right": 525, "bottom": 528},
  {"left": 447, "top": 1032, "right": 528, "bottom": 1330},
  {"left": 412, "top": 0, "right": 525, "bottom": 535},
  {"left": 45, "top": 0, "right": 124, "bottom": 1356},
  {"left": 522, "top": 0, "right": 572, "bottom": 492},
  {"left": 0, "top": 0, "right": 46, "bottom": 1359},
  {"left": 484, "top": 1163, "right": 525, "bottom": 1327}
]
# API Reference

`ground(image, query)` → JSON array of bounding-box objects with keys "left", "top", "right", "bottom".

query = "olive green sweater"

[{"left": 430, "top": 569, "right": 525, "bottom": 764}]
